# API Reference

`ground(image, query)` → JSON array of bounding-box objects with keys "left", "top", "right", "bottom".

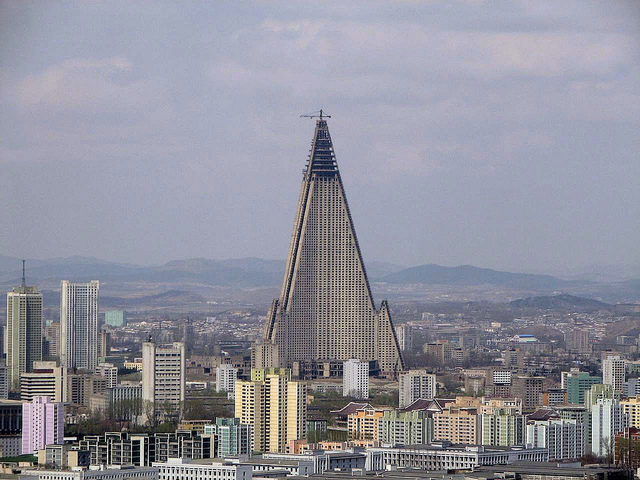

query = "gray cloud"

[{"left": 1, "top": 0, "right": 639, "bottom": 273}]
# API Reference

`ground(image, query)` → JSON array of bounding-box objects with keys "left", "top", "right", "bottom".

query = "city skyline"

[
  {"left": 2, "top": 2, "right": 640, "bottom": 475},
  {"left": 2, "top": 2, "right": 639, "bottom": 273}
]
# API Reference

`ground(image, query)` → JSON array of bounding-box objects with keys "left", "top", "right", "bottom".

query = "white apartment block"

[
  {"left": 60, "top": 280, "right": 99, "bottom": 372},
  {"left": 97, "top": 363, "right": 118, "bottom": 388},
  {"left": 602, "top": 355, "right": 626, "bottom": 393},
  {"left": 492, "top": 370, "right": 512, "bottom": 386},
  {"left": 155, "top": 458, "right": 250, "bottom": 480},
  {"left": 343, "top": 359, "right": 369, "bottom": 400},
  {"left": 142, "top": 341, "right": 185, "bottom": 422},
  {"left": 591, "top": 397, "right": 628, "bottom": 457},
  {"left": 526, "top": 419, "right": 585, "bottom": 460},
  {"left": 216, "top": 364, "right": 237, "bottom": 395},
  {"left": 398, "top": 370, "right": 436, "bottom": 408},
  {"left": 395, "top": 325, "right": 413, "bottom": 352}
]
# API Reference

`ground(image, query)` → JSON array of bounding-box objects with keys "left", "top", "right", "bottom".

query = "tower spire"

[{"left": 21, "top": 259, "right": 26, "bottom": 287}]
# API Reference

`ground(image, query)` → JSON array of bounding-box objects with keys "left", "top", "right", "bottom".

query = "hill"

[
  {"left": 509, "top": 294, "right": 611, "bottom": 310},
  {"left": 379, "top": 264, "right": 572, "bottom": 290}
]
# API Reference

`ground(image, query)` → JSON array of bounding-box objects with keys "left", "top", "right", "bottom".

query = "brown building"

[{"left": 512, "top": 376, "right": 544, "bottom": 412}]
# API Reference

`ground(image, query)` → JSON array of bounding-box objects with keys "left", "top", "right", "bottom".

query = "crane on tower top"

[{"left": 300, "top": 109, "right": 331, "bottom": 120}]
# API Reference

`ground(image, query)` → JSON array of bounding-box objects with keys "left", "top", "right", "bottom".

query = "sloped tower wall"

[{"left": 263, "top": 119, "right": 404, "bottom": 375}]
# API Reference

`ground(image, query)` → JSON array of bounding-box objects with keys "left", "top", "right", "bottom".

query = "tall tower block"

[{"left": 261, "top": 117, "right": 404, "bottom": 375}]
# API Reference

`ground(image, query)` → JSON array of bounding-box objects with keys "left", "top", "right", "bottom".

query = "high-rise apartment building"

[
  {"left": 66, "top": 372, "right": 108, "bottom": 406},
  {"left": 566, "top": 373, "right": 602, "bottom": 404},
  {"left": 7, "top": 275, "right": 43, "bottom": 391},
  {"left": 286, "top": 380, "right": 307, "bottom": 446},
  {"left": 395, "top": 325, "right": 413, "bottom": 352},
  {"left": 21, "top": 396, "right": 64, "bottom": 454},
  {"left": 602, "top": 355, "right": 626, "bottom": 393},
  {"left": 378, "top": 409, "right": 432, "bottom": 445},
  {"left": 20, "top": 361, "right": 66, "bottom": 402},
  {"left": 591, "top": 397, "right": 628, "bottom": 457},
  {"left": 234, "top": 368, "right": 306, "bottom": 453},
  {"left": 512, "top": 376, "right": 544, "bottom": 412},
  {"left": 98, "top": 330, "right": 111, "bottom": 359},
  {"left": 343, "top": 359, "right": 369, "bottom": 400},
  {"left": 43, "top": 323, "right": 60, "bottom": 359},
  {"left": 526, "top": 419, "right": 585, "bottom": 461},
  {"left": 347, "top": 406, "right": 389, "bottom": 441},
  {"left": 216, "top": 364, "right": 237, "bottom": 395},
  {"left": 105, "top": 384, "right": 142, "bottom": 422},
  {"left": 433, "top": 405, "right": 479, "bottom": 445},
  {"left": 399, "top": 370, "right": 437, "bottom": 408},
  {"left": 0, "top": 364, "right": 8, "bottom": 399},
  {"left": 565, "top": 328, "right": 591, "bottom": 353},
  {"left": 96, "top": 362, "right": 118, "bottom": 388},
  {"left": 142, "top": 341, "right": 185, "bottom": 423},
  {"left": 480, "top": 408, "right": 525, "bottom": 446},
  {"left": 258, "top": 118, "right": 403, "bottom": 375},
  {"left": 60, "top": 280, "right": 99, "bottom": 372}
]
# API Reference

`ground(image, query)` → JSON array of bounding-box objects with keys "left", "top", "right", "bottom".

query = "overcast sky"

[{"left": 1, "top": 1, "right": 639, "bottom": 274}]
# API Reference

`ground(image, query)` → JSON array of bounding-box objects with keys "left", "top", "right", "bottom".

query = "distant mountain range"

[{"left": 1, "top": 255, "right": 638, "bottom": 299}]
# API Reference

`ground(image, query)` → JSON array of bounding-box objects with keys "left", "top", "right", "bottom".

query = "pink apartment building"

[{"left": 21, "top": 396, "right": 64, "bottom": 454}]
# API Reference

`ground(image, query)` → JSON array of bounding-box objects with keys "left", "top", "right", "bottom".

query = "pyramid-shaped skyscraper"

[{"left": 258, "top": 117, "right": 404, "bottom": 375}]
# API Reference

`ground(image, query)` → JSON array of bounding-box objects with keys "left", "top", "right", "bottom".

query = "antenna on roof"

[
  {"left": 300, "top": 109, "right": 331, "bottom": 120},
  {"left": 21, "top": 260, "right": 26, "bottom": 287}
]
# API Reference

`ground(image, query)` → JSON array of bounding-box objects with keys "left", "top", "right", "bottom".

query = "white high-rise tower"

[
  {"left": 260, "top": 115, "right": 404, "bottom": 375},
  {"left": 60, "top": 280, "right": 99, "bottom": 372}
]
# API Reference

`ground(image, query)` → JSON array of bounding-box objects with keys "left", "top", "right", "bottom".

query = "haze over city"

[{"left": 2, "top": 1, "right": 639, "bottom": 274}]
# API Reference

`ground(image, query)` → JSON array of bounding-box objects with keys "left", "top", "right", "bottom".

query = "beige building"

[
  {"left": 234, "top": 368, "right": 307, "bottom": 453},
  {"left": 142, "top": 341, "right": 185, "bottom": 422},
  {"left": 235, "top": 380, "right": 264, "bottom": 452},
  {"left": 347, "top": 407, "right": 390, "bottom": 441},
  {"left": 287, "top": 381, "right": 307, "bottom": 444},
  {"left": 621, "top": 396, "right": 640, "bottom": 428},
  {"left": 433, "top": 405, "right": 479, "bottom": 445},
  {"left": 258, "top": 118, "right": 404, "bottom": 375},
  {"left": 20, "top": 361, "right": 66, "bottom": 402}
]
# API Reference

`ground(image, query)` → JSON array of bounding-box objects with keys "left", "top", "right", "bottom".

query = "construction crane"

[{"left": 300, "top": 109, "right": 331, "bottom": 120}]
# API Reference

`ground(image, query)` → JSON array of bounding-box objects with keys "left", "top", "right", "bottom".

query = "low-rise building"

[
  {"left": 21, "top": 466, "right": 157, "bottom": 480},
  {"left": 365, "top": 444, "right": 548, "bottom": 471},
  {"left": 154, "top": 458, "right": 250, "bottom": 480}
]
